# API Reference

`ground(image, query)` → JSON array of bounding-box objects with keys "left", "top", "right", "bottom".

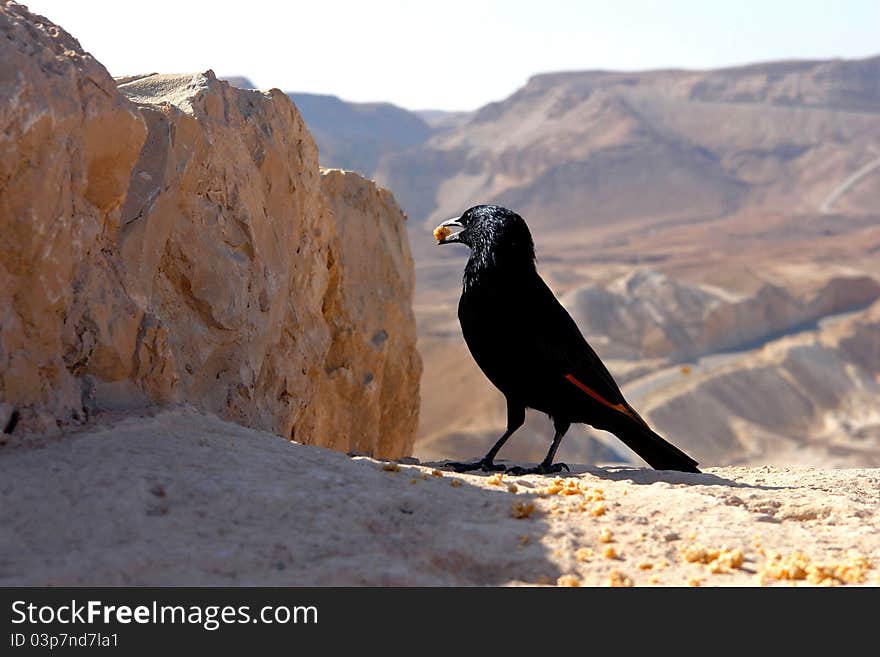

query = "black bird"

[{"left": 434, "top": 205, "right": 700, "bottom": 475}]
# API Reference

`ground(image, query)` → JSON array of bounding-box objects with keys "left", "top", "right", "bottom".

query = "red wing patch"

[{"left": 564, "top": 373, "right": 640, "bottom": 423}]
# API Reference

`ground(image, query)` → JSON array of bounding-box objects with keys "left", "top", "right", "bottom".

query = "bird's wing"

[{"left": 522, "top": 276, "right": 644, "bottom": 423}]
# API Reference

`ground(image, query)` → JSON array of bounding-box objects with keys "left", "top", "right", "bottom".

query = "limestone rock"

[
  {"left": 0, "top": 1, "right": 147, "bottom": 430},
  {"left": 0, "top": 3, "right": 420, "bottom": 457},
  {"left": 114, "top": 71, "right": 333, "bottom": 442},
  {"left": 300, "top": 170, "right": 421, "bottom": 458}
]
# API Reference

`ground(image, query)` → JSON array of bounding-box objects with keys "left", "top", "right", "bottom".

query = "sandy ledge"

[{"left": 0, "top": 407, "right": 877, "bottom": 586}]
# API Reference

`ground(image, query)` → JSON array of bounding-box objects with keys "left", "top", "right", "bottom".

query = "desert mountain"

[
  {"left": 414, "top": 109, "right": 474, "bottom": 130},
  {"left": 379, "top": 57, "right": 880, "bottom": 238},
  {"left": 287, "top": 92, "right": 432, "bottom": 176},
  {"left": 371, "top": 56, "right": 880, "bottom": 468}
]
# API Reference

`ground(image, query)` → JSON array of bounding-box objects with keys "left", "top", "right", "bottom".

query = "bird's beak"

[{"left": 433, "top": 216, "right": 464, "bottom": 245}]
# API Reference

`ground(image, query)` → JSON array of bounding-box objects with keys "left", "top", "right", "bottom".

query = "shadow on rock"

[{"left": 427, "top": 459, "right": 787, "bottom": 491}]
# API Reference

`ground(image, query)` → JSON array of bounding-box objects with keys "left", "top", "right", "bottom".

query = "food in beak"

[{"left": 433, "top": 225, "right": 452, "bottom": 243}]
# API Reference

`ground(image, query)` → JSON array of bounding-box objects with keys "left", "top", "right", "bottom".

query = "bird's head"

[{"left": 433, "top": 205, "right": 535, "bottom": 267}]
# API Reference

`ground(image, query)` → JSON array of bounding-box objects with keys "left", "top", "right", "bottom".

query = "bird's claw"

[
  {"left": 506, "top": 462, "right": 570, "bottom": 476},
  {"left": 445, "top": 459, "right": 506, "bottom": 473}
]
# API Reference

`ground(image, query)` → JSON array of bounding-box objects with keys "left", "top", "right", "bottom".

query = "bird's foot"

[
  {"left": 506, "top": 462, "right": 570, "bottom": 476},
  {"left": 445, "top": 458, "right": 506, "bottom": 473}
]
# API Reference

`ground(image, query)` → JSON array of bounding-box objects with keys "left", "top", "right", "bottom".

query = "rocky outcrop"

[
  {"left": 112, "top": 71, "right": 339, "bottom": 444},
  {"left": 302, "top": 169, "right": 420, "bottom": 457},
  {"left": 0, "top": 3, "right": 420, "bottom": 457},
  {"left": 562, "top": 269, "right": 880, "bottom": 361},
  {"left": 0, "top": 2, "right": 148, "bottom": 430}
]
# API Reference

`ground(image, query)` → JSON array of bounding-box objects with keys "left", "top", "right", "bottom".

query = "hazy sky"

[{"left": 26, "top": 0, "right": 880, "bottom": 111}]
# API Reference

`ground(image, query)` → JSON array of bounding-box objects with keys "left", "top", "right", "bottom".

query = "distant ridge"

[{"left": 285, "top": 92, "right": 430, "bottom": 175}]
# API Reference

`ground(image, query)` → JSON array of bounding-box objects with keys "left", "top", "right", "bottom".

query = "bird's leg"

[
  {"left": 445, "top": 433, "right": 510, "bottom": 473},
  {"left": 507, "top": 419, "right": 571, "bottom": 476},
  {"left": 446, "top": 403, "right": 524, "bottom": 473}
]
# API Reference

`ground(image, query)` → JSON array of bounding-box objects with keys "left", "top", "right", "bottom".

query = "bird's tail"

[{"left": 612, "top": 407, "right": 701, "bottom": 473}]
